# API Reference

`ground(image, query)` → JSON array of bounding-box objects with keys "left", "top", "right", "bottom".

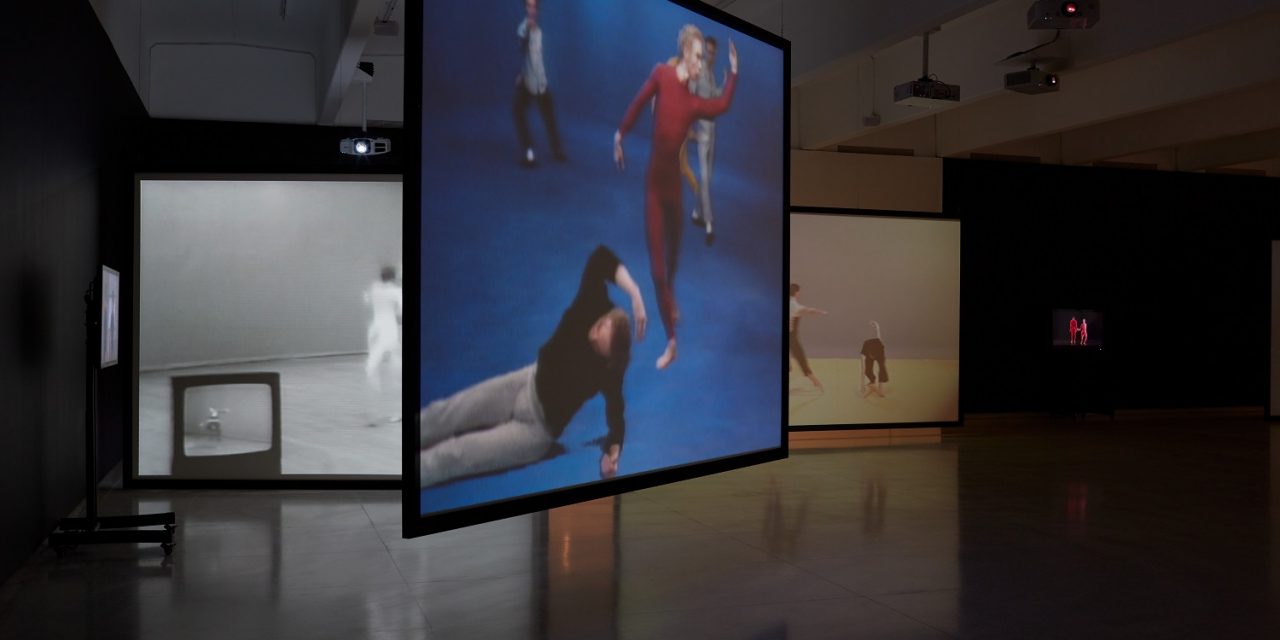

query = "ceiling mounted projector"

[
  {"left": 894, "top": 79, "right": 961, "bottom": 107},
  {"left": 340, "top": 61, "right": 388, "bottom": 156},
  {"left": 340, "top": 137, "right": 391, "bottom": 156},
  {"left": 1028, "top": 0, "right": 1100, "bottom": 29},
  {"left": 893, "top": 28, "right": 960, "bottom": 108},
  {"left": 1005, "top": 66, "right": 1059, "bottom": 94}
]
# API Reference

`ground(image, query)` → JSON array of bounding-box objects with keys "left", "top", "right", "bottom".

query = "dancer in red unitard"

[
  {"left": 1069, "top": 316, "right": 1078, "bottom": 345},
  {"left": 614, "top": 25, "right": 738, "bottom": 369}
]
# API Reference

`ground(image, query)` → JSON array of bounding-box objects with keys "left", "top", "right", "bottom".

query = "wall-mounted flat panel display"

[
  {"left": 135, "top": 176, "right": 402, "bottom": 479},
  {"left": 789, "top": 211, "right": 960, "bottom": 427},
  {"left": 1052, "top": 309, "right": 1104, "bottom": 349},
  {"left": 407, "top": 0, "right": 788, "bottom": 535}
]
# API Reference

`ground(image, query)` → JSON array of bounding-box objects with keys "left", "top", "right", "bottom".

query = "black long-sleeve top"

[{"left": 536, "top": 245, "right": 626, "bottom": 452}]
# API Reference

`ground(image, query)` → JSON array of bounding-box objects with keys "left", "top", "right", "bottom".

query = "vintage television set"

[{"left": 169, "top": 373, "right": 282, "bottom": 479}]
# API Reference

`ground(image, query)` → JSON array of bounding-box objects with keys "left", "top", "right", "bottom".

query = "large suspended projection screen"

[
  {"left": 408, "top": 0, "right": 788, "bottom": 534},
  {"left": 789, "top": 211, "right": 960, "bottom": 427},
  {"left": 136, "top": 176, "right": 402, "bottom": 479}
]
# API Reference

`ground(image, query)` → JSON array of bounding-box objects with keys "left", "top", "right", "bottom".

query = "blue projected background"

[{"left": 419, "top": 0, "right": 785, "bottom": 515}]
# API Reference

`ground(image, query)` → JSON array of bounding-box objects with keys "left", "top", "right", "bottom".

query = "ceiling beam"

[
  {"left": 1174, "top": 128, "right": 1280, "bottom": 172},
  {"left": 1055, "top": 81, "right": 1280, "bottom": 166},
  {"left": 317, "top": 0, "right": 382, "bottom": 125}
]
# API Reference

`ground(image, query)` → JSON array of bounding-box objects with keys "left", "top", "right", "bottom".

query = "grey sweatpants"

[
  {"left": 419, "top": 364, "right": 554, "bottom": 487},
  {"left": 695, "top": 124, "right": 716, "bottom": 227}
]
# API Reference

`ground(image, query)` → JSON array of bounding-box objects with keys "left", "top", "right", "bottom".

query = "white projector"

[{"left": 340, "top": 137, "right": 391, "bottom": 156}]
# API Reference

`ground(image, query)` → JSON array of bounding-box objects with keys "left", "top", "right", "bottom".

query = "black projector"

[
  {"left": 893, "top": 79, "right": 961, "bottom": 108},
  {"left": 1027, "top": 0, "right": 1100, "bottom": 29},
  {"left": 1005, "top": 68, "right": 1059, "bottom": 94}
]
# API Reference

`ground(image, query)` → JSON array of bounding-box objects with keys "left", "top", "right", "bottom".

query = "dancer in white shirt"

[
  {"left": 365, "top": 266, "right": 403, "bottom": 423},
  {"left": 789, "top": 283, "right": 827, "bottom": 392}
]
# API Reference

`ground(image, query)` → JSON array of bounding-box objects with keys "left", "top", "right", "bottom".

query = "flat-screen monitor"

[
  {"left": 406, "top": 0, "right": 789, "bottom": 535},
  {"left": 789, "top": 211, "right": 961, "bottom": 428},
  {"left": 101, "top": 265, "right": 120, "bottom": 368},
  {"left": 1052, "top": 309, "right": 1104, "bottom": 349},
  {"left": 134, "top": 175, "right": 402, "bottom": 480}
]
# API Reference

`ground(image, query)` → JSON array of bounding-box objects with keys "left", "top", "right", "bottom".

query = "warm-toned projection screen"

[
  {"left": 412, "top": 0, "right": 786, "bottom": 531},
  {"left": 136, "top": 177, "right": 402, "bottom": 479},
  {"left": 789, "top": 212, "right": 960, "bottom": 427},
  {"left": 1271, "top": 241, "right": 1280, "bottom": 417}
]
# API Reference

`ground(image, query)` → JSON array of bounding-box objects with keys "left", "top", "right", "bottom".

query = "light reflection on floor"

[{"left": 4, "top": 413, "right": 1280, "bottom": 639}]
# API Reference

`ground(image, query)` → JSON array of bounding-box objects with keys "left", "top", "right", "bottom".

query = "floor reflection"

[{"left": 5, "top": 416, "right": 1280, "bottom": 638}]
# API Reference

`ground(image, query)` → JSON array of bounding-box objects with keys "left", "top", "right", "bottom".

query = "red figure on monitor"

[
  {"left": 1080, "top": 318, "right": 1089, "bottom": 346},
  {"left": 1068, "top": 316, "right": 1079, "bottom": 345},
  {"left": 615, "top": 25, "right": 738, "bottom": 369}
]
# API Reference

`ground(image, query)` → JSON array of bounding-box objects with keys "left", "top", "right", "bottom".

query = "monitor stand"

[{"left": 49, "top": 279, "right": 177, "bottom": 556}]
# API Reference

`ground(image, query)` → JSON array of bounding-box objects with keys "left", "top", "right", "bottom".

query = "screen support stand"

[{"left": 49, "top": 280, "right": 178, "bottom": 556}]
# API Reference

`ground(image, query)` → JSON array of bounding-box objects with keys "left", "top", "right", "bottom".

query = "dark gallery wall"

[
  {"left": 0, "top": 3, "right": 146, "bottom": 582},
  {"left": 948, "top": 159, "right": 1280, "bottom": 413}
]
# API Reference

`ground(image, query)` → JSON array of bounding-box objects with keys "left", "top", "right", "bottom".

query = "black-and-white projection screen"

[
  {"left": 406, "top": 0, "right": 789, "bottom": 536},
  {"left": 789, "top": 211, "right": 960, "bottom": 428},
  {"left": 135, "top": 176, "right": 402, "bottom": 480}
]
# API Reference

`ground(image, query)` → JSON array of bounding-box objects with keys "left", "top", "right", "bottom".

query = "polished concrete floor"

[{"left": 4, "top": 415, "right": 1280, "bottom": 639}]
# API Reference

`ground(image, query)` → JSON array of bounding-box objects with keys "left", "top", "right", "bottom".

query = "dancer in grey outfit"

[
  {"left": 513, "top": 0, "right": 566, "bottom": 166},
  {"left": 690, "top": 36, "right": 723, "bottom": 245}
]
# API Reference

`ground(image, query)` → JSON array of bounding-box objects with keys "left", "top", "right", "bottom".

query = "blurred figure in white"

[{"left": 365, "top": 265, "right": 403, "bottom": 423}]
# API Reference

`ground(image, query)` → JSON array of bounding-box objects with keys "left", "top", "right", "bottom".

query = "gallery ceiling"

[{"left": 88, "top": 0, "right": 1280, "bottom": 175}]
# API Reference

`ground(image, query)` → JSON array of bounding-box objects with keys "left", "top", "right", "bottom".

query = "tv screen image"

[
  {"left": 101, "top": 265, "right": 120, "bottom": 368},
  {"left": 789, "top": 212, "right": 961, "bottom": 427},
  {"left": 1052, "top": 309, "right": 1104, "bottom": 348},
  {"left": 411, "top": 0, "right": 787, "bottom": 531},
  {"left": 136, "top": 176, "right": 402, "bottom": 479},
  {"left": 171, "top": 373, "right": 282, "bottom": 479}
]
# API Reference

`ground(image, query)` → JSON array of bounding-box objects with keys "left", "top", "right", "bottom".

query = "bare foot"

[
  {"left": 656, "top": 338, "right": 677, "bottom": 369},
  {"left": 807, "top": 374, "right": 824, "bottom": 393}
]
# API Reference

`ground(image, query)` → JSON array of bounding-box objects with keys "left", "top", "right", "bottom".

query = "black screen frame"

[
  {"left": 403, "top": 0, "right": 791, "bottom": 538},
  {"left": 788, "top": 206, "right": 964, "bottom": 432}
]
